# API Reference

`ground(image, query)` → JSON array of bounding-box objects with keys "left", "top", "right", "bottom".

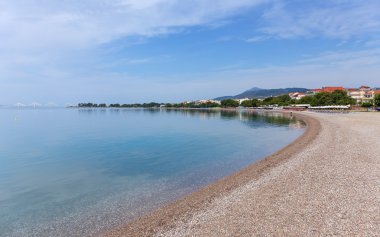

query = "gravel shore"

[{"left": 106, "top": 112, "right": 380, "bottom": 237}]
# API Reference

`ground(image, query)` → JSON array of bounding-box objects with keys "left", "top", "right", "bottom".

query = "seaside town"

[
  {"left": 75, "top": 85, "right": 380, "bottom": 111},
  {"left": 290, "top": 85, "right": 380, "bottom": 104},
  {"left": 174, "top": 85, "right": 380, "bottom": 111}
]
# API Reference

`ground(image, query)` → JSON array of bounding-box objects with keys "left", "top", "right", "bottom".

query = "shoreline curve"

[{"left": 104, "top": 111, "right": 321, "bottom": 237}]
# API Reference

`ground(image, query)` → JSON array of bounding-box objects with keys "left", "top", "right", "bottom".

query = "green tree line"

[
  {"left": 78, "top": 90, "right": 376, "bottom": 109},
  {"left": 239, "top": 90, "right": 356, "bottom": 107}
]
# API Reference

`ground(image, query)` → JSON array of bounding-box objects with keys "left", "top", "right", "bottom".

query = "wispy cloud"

[
  {"left": 0, "top": 0, "right": 268, "bottom": 52},
  {"left": 245, "top": 35, "right": 268, "bottom": 43},
  {"left": 0, "top": 0, "right": 269, "bottom": 92},
  {"left": 365, "top": 39, "right": 380, "bottom": 47},
  {"left": 299, "top": 48, "right": 380, "bottom": 67},
  {"left": 259, "top": 0, "right": 380, "bottom": 40},
  {"left": 1, "top": 0, "right": 379, "bottom": 104},
  {"left": 0, "top": 0, "right": 270, "bottom": 97},
  {"left": 214, "top": 47, "right": 380, "bottom": 88}
]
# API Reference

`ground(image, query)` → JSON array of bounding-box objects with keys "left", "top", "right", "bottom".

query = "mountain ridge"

[{"left": 214, "top": 87, "right": 310, "bottom": 100}]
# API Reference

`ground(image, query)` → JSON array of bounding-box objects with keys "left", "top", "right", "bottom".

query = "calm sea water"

[{"left": 0, "top": 108, "right": 305, "bottom": 236}]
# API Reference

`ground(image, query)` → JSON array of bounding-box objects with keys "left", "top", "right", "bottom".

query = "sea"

[{"left": 0, "top": 108, "right": 305, "bottom": 236}]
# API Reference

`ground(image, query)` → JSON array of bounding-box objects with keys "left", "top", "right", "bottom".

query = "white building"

[
  {"left": 348, "top": 86, "right": 375, "bottom": 104},
  {"left": 197, "top": 99, "right": 221, "bottom": 105},
  {"left": 289, "top": 92, "right": 306, "bottom": 100},
  {"left": 237, "top": 98, "right": 250, "bottom": 104}
]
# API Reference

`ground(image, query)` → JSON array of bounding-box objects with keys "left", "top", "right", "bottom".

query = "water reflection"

[{"left": 77, "top": 108, "right": 304, "bottom": 129}]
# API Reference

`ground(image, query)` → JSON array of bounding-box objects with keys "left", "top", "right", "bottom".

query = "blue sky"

[{"left": 1, "top": 0, "right": 380, "bottom": 105}]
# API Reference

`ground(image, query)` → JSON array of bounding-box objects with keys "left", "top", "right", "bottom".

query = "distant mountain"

[
  {"left": 214, "top": 87, "right": 310, "bottom": 100},
  {"left": 247, "top": 87, "right": 262, "bottom": 92}
]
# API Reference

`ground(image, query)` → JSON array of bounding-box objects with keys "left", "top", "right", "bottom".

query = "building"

[
  {"left": 359, "top": 85, "right": 371, "bottom": 92},
  {"left": 347, "top": 86, "right": 375, "bottom": 104},
  {"left": 237, "top": 98, "right": 250, "bottom": 104},
  {"left": 289, "top": 92, "right": 306, "bottom": 100},
  {"left": 310, "top": 87, "right": 345, "bottom": 94},
  {"left": 310, "top": 87, "right": 345, "bottom": 95},
  {"left": 321, "top": 86, "right": 345, "bottom": 93},
  {"left": 311, "top": 89, "right": 323, "bottom": 94},
  {"left": 310, "top": 85, "right": 379, "bottom": 105},
  {"left": 196, "top": 99, "right": 221, "bottom": 104},
  {"left": 347, "top": 88, "right": 362, "bottom": 103}
]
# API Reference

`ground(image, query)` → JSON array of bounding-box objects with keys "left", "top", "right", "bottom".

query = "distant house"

[
  {"left": 308, "top": 85, "right": 378, "bottom": 105},
  {"left": 311, "top": 89, "right": 323, "bottom": 94},
  {"left": 237, "top": 98, "right": 250, "bottom": 104},
  {"left": 321, "top": 86, "right": 345, "bottom": 93},
  {"left": 347, "top": 86, "right": 376, "bottom": 104},
  {"left": 310, "top": 87, "right": 345, "bottom": 95},
  {"left": 347, "top": 88, "right": 362, "bottom": 103},
  {"left": 359, "top": 85, "right": 371, "bottom": 92},
  {"left": 197, "top": 99, "right": 221, "bottom": 105},
  {"left": 289, "top": 92, "right": 306, "bottom": 100}
]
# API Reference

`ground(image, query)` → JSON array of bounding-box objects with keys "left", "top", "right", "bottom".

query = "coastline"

[{"left": 105, "top": 111, "right": 321, "bottom": 237}]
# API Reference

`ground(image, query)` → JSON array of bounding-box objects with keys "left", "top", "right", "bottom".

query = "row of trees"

[
  {"left": 78, "top": 102, "right": 162, "bottom": 108},
  {"left": 218, "top": 95, "right": 292, "bottom": 108},
  {"left": 296, "top": 90, "right": 356, "bottom": 106},
  {"left": 77, "top": 92, "right": 380, "bottom": 109},
  {"left": 166, "top": 101, "right": 220, "bottom": 108},
  {"left": 239, "top": 91, "right": 358, "bottom": 108},
  {"left": 78, "top": 103, "right": 107, "bottom": 107}
]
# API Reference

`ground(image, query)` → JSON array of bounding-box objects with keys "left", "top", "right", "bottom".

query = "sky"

[{"left": 1, "top": 0, "right": 380, "bottom": 105}]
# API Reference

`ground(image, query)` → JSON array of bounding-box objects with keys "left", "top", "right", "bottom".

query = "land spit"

[{"left": 106, "top": 112, "right": 380, "bottom": 236}]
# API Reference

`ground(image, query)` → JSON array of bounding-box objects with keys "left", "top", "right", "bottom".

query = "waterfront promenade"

[{"left": 107, "top": 112, "right": 380, "bottom": 236}]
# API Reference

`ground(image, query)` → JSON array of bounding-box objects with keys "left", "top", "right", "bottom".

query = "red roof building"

[
  {"left": 360, "top": 85, "right": 371, "bottom": 91},
  {"left": 321, "top": 86, "right": 345, "bottom": 93}
]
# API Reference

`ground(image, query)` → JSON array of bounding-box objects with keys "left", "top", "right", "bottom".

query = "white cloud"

[
  {"left": 0, "top": 0, "right": 271, "bottom": 103},
  {"left": 0, "top": 0, "right": 268, "bottom": 52},
  {"left": 1, "top": 0, "right": 380, "bottom": 104}
]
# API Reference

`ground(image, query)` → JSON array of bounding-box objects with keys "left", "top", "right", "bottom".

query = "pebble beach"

[{"left": 106, "top": 112, "right": 380, "bottom": 237}]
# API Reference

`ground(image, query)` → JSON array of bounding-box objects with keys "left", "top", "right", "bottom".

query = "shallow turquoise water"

[{"left": 0, "top": 108, "right": 305, "bottom": 236}]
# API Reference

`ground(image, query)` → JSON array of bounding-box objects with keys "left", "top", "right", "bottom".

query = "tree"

[
  {"left": 313, "top": 92, "right": 333, "bottom": 106},
  {"left": 240, "top": 99, "right": 262, "bottom": 107},
  {"left": 310, "top": 90, "right": 355, "bottom": 106},
  {"left": 251, "top": 99, "right": 261, "bottom": 107},
  {"left": 259, "top": 94, "right": 292, "bottom": 106},
  {"left": 275, "top": 94, "right": 292, "bottom": 105},
  {"left": 240, "top": 100, "right": 254, "bottom": 107},
  {"left": 109, "top": 103, "right": 121, "bottom": 107},
  {"left": 270, "top": 95, "right": 291, "bottom": 106},
  {"left": 375, "top": 94, "right": 380, "bottom": 107},
  {"left": 331, "top": 90, "right": 356, "bottom": 105},
  {"left": 297, "top": 95, "right": 315, "bottom": 105},
  {"left": 78, "top": 103, "right": 97, "bottom": 107},
  {"left": 201, "top": 102, "right": 220, "bottom": 108},
  {"left": 221, "top": 99, "right": 239, "bottom": 108},
  {"left": 262, "top": 97, "right": 273, "bottom": 104},
  {"left": 361, "top": 102, "right": 373, "bottom": 108}
]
